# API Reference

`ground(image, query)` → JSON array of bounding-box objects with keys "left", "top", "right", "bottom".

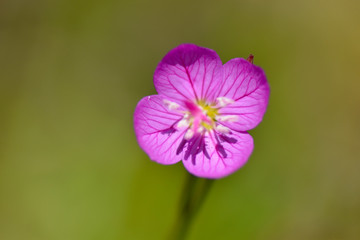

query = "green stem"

[{"left": 168, "top": 173, "right": 214, "bottom": 240}]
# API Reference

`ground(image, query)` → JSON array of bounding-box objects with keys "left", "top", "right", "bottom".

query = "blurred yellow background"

[{"left": 1, "top": 0, "right": 359, "bottom": 239}]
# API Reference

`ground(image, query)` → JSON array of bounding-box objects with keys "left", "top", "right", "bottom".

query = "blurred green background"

[{"left": 1, "top": 0, "right": 359, "bottom": 239}]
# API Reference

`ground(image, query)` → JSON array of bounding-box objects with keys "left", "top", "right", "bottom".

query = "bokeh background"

[{"left": 1, "top": 0, "right": 360, "bottom": 239}]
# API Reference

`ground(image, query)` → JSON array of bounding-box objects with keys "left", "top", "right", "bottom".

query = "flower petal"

[
  {"left": 154, "top": 44, "right": 223, "bottom": 104},
  {"left": 134, "top": 95, "right": 186, "bottom": 165},
  {"left": 181, "top": 131, "right": 253, "bottom": 178},
  {"left": 218, "top": 58, "right": 270, "bottom": 131}
]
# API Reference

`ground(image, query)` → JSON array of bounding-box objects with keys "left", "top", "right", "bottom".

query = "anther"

[
  {"left": 216, "top": 125, "right": 230, "bottom": 134},
  {"left": 184, "top": 129, "right": 194, "bottom": 140},
  {"left": 163, "top": 99, "right": 180, "bottom": 110},
  {"left": 216, "top": 97, "right": 234, "bottom": 107},
  {"left": 177, "top": 119, "right": 190, "bottom": 128},
  {"left": 197, "top": 126, "right": 205, "bottom": 133},
  {"left": 216, "top": 115, "right": 238, "bottom": 122}
]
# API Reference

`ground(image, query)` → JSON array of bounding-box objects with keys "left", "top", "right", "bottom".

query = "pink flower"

[{"left": 134, "top": 44, "right": 270, "bottom": 178}]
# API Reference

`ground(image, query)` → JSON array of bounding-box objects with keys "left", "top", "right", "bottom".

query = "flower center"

[
  {"left": 191, "top": 100, "right": 218, "bottom": 131},
  {"left": 198, "top": 100, "right": 218, "bottom": 122},
  {"left": 164, "top": 97, "right": 237, "bottom": 140}
]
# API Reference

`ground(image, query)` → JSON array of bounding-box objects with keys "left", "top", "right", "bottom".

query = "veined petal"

[
  {"left": 154, "top": 44, "right": 223, "bottom": 104},
  {"left": 134, "top": 95, "right": 186, "bottom": 165},
  {"left": 218, "top": 58, "right": 270, "bottom": 131},
  {"left": 181, "top": 131, "right": 253, "bottom": 178}
]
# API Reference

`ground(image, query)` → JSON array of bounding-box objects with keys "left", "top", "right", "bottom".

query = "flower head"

[{"left": 134, "top": 44, "right": 270, "bottom": 178}]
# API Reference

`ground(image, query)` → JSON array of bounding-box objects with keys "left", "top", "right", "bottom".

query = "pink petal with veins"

[
  {"left": 181, "top": 131, "right": 254, "bottom": 178},
  {"left": 154, "top": 44, "right": 223, "bottom": 105},
  {"left": 134, "top": 95, "right": 186, "bottom": 165},
  {"left": 218, "top": 58, "right": 270, "bottom": 131}
]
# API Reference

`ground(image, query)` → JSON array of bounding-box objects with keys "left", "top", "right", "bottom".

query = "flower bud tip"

[{"left": 247, "top": 54, "right": 254, "bottom": 63}]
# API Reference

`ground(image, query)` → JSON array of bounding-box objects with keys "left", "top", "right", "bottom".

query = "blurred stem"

[{"left": 168, "top": 173, "right": 214, "bottom": 240}]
